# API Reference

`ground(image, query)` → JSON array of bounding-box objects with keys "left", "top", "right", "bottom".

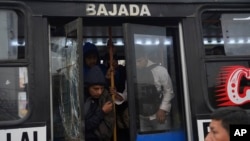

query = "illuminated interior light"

[
  {"left": 100, "top": 60, "right": 104, "bottom": 64},
  {"left": 219, "top": 40, "right": 224, "bottom": 44},
  {"left": 203, "top": 38, "right": 209, "bottom": 44},
  {"left": 233, "top": 17, "right": 250, "bottom": 20},
  {"left": 86, "top": 38, "right": 92, "bottom": 43},
  {"left": 11, "top": 40, "right": 19, "bottom": 46},
  {"left": 211, "top": 39, "right": 217, "bottom": 44},
  {"left": 155, "top": 40, "right": 160, "bottom": 45},
  {"left": 203, "top": 38, "right": 225, "bottom": 45},
  {"left": 145, "top": 40, "right": 152, "bottom": 45},
  {"left": 135, "top": 40, "right": 143, "bottom": 45},
  {"left": 238, "top": 39, "right": 244, "bottom": 44},
  {"left": 247, "top": 39, "right": 250, "bottom": 44},
  {"left": 95, "top": 41, "right": 105, "bottom": 46},
  {"left": 228, "top": 39, "right": 235, "bottom": 44},
  {"left": 164, "top": 40, "right": 171, "bottom": 45},
  {"left": 66, "top": 40, "right": 73, "bottom": 46},
  {"left": 95, "top": 38, "right": 105, "bottom": 46},
  {"left": 115, "top": 40, "right": 124, "bottom": 46}
]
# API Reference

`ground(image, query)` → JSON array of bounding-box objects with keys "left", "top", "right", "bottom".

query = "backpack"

[{"left": 135, "top": 64, "right": 163, "bottom": 116}]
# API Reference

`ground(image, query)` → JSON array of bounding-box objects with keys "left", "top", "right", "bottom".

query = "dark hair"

[{"left": 211, "top": 106, "right": 248, "bottom": 132}]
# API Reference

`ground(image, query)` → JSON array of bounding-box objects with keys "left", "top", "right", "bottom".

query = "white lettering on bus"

[
  {"left": 216, "top": 66, "right": 250, "bottom": 106},
  {"left": 6, "top": 131, "right": 37, "bottom": 141},
  {"left": 129, "top": 4, "right": 140, "bottom": 16},
  {"left": 118, "top": 4, "right": 129, "bottom": 16},
  {"left": 226, "top": 67, "right": 250, "bottom": 104},
  {"left": 86, "top": 4, "right": 151, "bottom": 16},
  {"left": 0, "top": 126, "right": 46, "bottom": 141}
]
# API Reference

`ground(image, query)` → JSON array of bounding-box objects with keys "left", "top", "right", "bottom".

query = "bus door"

[
  {"left": 50, "top": 18, "right": 84, "bottom": 141},
  {"left": 123, "top": 23, "right": 188, "bottom": 141}
]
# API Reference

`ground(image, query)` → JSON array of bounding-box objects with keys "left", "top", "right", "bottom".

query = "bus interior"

[{"left": 49, "top": 17, "right": 185, "bottom": 140}]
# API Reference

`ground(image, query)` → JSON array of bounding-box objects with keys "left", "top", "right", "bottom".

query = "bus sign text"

[{"left": 86, "top": 4, "right": 151, "bottom": 16}]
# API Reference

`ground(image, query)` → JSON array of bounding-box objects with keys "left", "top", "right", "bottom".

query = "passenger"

[
  {"left": 205, "top": 106, "right": 249, "bottom": 141},
  {"left": 84, "top": 65, "right": 114, "bottom": 141},
  {"left": 111, "top": 45, "right": 174, "bottom": 132},
  {"left": 105, "top": 53, "right": 126, "bottom": 98},
  {"left": 104, "top": 41, "right": 129, "bottom": 141},
  {"left": 134, "top": 44, "right": 174, "bottom": 132},
  {"left": 105, "top": 40, "right": 127, "bottom": 106},
  {"left": 83, "top": 42, "right": 106, "bottom": 77}
]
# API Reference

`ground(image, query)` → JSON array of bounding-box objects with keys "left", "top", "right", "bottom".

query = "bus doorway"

[
  {"left": 50, "top": 18, "right": 84, "bottom": 141},
  {"left": 49, "top": 17, "right": 188, "bottom": 141}
]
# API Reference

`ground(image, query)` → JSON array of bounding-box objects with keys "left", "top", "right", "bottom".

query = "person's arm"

[
  {"left": 109, "top": 83, "right": 128, "bottom": 105},
  {"left": 85, "top": 98, "right": 113, "bottom": 131},
  {"left": 114, "top": 91, "right": 125, "bottom": 104},
  {"left": 162, "top": 72, "right": 174, "bottom": 112},
  {"left": 156, "top": 66, "right": 174, "bottom": 112},
  {"left": 96, "top": 91, "right": 115, "bottom": 139},
  {"left": 153, "top": 66, "right": 174, "bottom": 122}
]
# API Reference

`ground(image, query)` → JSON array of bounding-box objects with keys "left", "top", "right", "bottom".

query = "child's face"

[{"left": 89, "top": 85, "right": 104, "bottom": 99}]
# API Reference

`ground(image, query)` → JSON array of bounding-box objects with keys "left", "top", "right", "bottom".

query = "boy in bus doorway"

[
  {"left": 134, "top": 44, "right": 174, "bottom": 132},
  {"left": 205, "top": 106, "right": 249, "bottom": 141},
  {"left": 84, "top": 65, "right": 114, "bottom": 141}
]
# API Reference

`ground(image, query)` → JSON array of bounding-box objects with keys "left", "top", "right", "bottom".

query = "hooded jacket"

[
  {"left": 84, "top": 66, "right": 114, "bottom": 141},
  {"left": 83, "top": 42, "right": 106, "bottom": 77},
  {"left": 83, "top": 42, "right": 100, "bottom": 62}
]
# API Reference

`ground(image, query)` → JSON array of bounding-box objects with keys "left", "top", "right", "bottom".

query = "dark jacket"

[
  {"left": 84, "top": 66, "right": 114, "bottom": 141},
  {"left": 84, "top": 90, "right": 114, "bottom": 141}
]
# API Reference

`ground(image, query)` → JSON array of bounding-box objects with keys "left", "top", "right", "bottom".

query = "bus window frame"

[
  {"left": 199, "top": 6, "right": 250, "bottom": 111},
  {"left": 0, "top": 2, "right": 32, "bottom": 126}
]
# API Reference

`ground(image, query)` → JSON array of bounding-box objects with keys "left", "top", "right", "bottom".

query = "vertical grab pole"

[{"left": 108, "top": 26, "right": 117, "bottom": 141}]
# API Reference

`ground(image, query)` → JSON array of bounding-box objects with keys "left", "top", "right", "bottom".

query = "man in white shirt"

[{"left": 110, "top": 45, "right": 174, "bottom": 132}]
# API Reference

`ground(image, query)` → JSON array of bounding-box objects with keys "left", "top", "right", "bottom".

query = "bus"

[{"left": 0, "top": 0, "right": 250, "bottom": 141}]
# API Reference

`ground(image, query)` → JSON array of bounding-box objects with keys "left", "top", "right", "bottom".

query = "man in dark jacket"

[{"left": 84, "top": 65, "right": 114, "bottom": 141}]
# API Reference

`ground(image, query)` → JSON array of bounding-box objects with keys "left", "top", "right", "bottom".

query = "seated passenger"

[{"left": 84, "top": 65, "right": 114, "bottom": 141}]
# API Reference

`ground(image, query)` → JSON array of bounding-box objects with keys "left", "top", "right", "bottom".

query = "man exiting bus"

[
  {"left": 134, "top": 44, "right": 175, "bottom": 132},
  {"left": 84, "top": 65, "right": 114, "bottom": 141}
]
